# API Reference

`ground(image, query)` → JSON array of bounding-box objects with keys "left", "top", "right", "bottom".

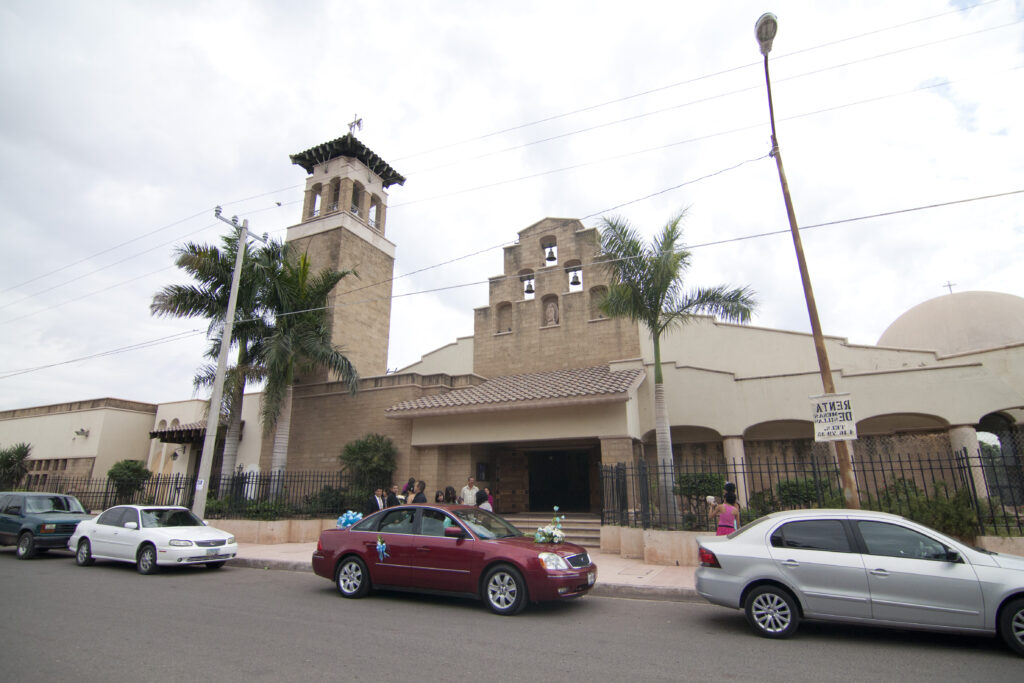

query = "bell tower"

[{"left": 286, "top": 134, "right": 406, "bottom": 378}]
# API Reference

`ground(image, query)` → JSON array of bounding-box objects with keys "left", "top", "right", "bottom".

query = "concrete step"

[{"left": 504, "top": 514, "right": 601, "bottom": 548}]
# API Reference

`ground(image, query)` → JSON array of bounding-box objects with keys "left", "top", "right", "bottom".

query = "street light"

[
  {"left": 755, "top": 13, "right": 859, "bottom": 508},
  {"left": 191, "top": 207, "right": 267, "bottom": 519}
]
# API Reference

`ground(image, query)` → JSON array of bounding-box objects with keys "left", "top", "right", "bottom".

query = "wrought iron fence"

[
  {"left": 601, "top": 444, "right": 1024, "bottom": 539},
  {"left": 18, "top": 470, "right": 390, "bottom": 520}
]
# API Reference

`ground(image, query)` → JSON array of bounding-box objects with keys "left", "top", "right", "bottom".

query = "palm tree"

[
  {"left": 598, "top": 211, "right": 756, "bottom": 522},
  {"left": 257, "top": 246, "right": 359, "bottom": 473},
  {"left": 0, "top": 442, "right": 32, "bottom": 489},
  {"left": 150, "top": 233, "right": 271, "bottom": 478}
]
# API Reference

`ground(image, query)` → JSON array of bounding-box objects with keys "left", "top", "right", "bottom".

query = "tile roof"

[{"left": 387, "top": 365, "right": 645, "bottom": 417}]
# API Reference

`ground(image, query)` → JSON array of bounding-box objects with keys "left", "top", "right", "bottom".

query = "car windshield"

[
  {"left": 140, "top": 508, "right": 204, "bottom": 528},
  {"left": 24, "top": 495, "right": 86, "bottom": 514},
  {"left": 451, "top": 508, "right": 523, "bottom": 540}
]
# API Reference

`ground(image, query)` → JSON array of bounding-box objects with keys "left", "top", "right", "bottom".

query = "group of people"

[{"left": 364, "top": 476, "right": 495, "bottom": 515}]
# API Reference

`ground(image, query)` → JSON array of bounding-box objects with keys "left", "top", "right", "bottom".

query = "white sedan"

[{"left": 68, "top": 505, "right": 237, "bottom": 574}]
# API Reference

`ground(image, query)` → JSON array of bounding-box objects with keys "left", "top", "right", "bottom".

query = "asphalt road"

[{"left": 1, "top": 548, "right": 1021, "bottom": 682}]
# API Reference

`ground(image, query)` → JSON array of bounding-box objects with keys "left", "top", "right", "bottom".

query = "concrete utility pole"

[
  {"left": 192, "top": 207, "right": 266, "bottom": 519},
  {"left": 755, "top": 13, "right": 859, "bottom": 508}
]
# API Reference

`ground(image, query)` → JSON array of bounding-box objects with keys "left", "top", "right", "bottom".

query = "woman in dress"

[{"left": 710, "top": 491, "right": 740, "bottom": 535}]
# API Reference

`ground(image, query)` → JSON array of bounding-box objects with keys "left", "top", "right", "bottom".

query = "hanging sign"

[{"left": 811, "top": 393, "right": 857, "bottom": 442}]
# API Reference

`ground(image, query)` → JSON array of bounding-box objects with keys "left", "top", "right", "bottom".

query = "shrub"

[
  {"left": 107, "top": 459, "right": 152, "bottom": 504},
  {"left": 339, "top": 433, "right": 396, "bottom": 493},
  {"left": 0, "top": 442, "right": 32, "bottom": 489}
]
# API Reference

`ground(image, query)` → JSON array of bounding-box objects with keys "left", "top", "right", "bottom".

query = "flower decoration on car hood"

[{"left": 534, "top": 506, "right": 567, "bottom": 543}]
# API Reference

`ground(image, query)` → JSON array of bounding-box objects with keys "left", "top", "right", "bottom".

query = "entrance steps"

[{"left": 502, "top": 512, "right": 601, "bottom": 549}]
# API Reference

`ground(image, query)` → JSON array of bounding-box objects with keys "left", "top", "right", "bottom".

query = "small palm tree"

[
  {"left": 0, "top": 442, "right": 32, "bottom": 489},
  {"left": 258, "top": 246, "right": 359, "bottom": 473},
  {"left": 598, "top": 211, "right": 756, "bottom": 521}
]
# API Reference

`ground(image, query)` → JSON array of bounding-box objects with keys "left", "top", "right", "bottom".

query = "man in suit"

[
  {"left": 386, "top": 484, "right": 401, "bottom": 507},
  {"left": 365, "top": 487, "right": 386, "bottom": 516}
]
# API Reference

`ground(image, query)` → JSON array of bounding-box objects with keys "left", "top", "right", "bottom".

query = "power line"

[
  {"left": 7, "top": 2, "right": 1009, "bottom": 297},
  {"left": 4, "top": 186, "right": 1018, "bottom": 378}
]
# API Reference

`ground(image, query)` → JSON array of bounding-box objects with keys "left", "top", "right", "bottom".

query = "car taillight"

[
  {"left": 316, "top": 538, "right": 323, "bottom": 553},
  {"left": 698, "top": 546, "right": 720, "bottom": 568}
]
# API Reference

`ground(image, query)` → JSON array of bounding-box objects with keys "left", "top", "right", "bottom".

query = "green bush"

[
  {"left": 107, "top": 459, "right": 152, "bottom": 504},
  {"left": 863, "top": 479, "right": 978, "bottom": 541},
  {"left": 673, "top": 472, "right": 726, "bottom": 498}
]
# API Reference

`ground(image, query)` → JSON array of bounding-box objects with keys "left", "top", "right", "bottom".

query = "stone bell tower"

[{"left": 286, "top": 133, "right": 406, "bottom": 378}]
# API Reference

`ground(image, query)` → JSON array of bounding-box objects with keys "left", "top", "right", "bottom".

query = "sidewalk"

[{"left": 231, "top": 542, "right": 700, "bottom": 603}]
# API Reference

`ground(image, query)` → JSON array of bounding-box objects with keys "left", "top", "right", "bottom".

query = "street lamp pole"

[
  {"left": 191, "top": 207, "right": 265, "bottom": 519},
  {"left": 755, "top": 13, "right": 859, "bottom": 508}
]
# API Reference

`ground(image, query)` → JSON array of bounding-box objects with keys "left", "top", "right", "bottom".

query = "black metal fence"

[
  {"left": 602, "top": 445, "right": 1024, "bottom": 539},
  {"left": 18, "top": 470, "right": 389, "bottom": 520}
]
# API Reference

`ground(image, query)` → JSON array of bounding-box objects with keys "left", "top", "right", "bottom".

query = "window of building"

[
  {"left": 565, "top": 260, "right": 583, "bottom": 292},
  {"left": 369, "top": 195, "right": 382, "bottom": 229},
  {"left": 519, "top": 270, "right": 535, "bottom": 301},
  {"left": 541, "top": 237, "right": 558, "bottom": 265},
  {"left": 311, "top": 183, "right": 322, "bottom": 218},
  {"left": 351, "top": 182, "right": 364, "bottom": 216},
  {"left": 328, "top": 179, "right": 341, "bottom": 212}
]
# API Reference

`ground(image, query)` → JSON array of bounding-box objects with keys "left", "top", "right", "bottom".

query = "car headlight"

[
  {"left": 539, "top": 552, "right": 570, "bottom": 570},
  {"left": 226, "top": 536, "right": 235, "bottom": 545},
  {"left": 168, "top": 539, "right": 193, "bottom": 547}
]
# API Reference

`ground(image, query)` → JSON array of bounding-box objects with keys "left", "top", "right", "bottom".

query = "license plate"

[
  {"left": 206, "top": 548, "right": 219, "bottom": 556},
  {"left": 587, "top": 572, "right": 596, "bottom": 585}
]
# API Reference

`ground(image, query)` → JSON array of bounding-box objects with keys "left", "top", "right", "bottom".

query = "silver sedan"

[{"left": 695, "top": 508, "right": 1024, "bottom": 656}]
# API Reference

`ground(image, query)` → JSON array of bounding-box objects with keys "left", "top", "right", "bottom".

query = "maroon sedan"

[{"left": 312, "top": 504, "right": 597, "bottom": 615}]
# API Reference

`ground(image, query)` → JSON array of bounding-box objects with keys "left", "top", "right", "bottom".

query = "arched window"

[
  {"left": 565, "top": 260, "right": 583, "bottom": 292},
  {"left": 369, "top": 195, "right": 382, "bottom": 229},
  {"left": 310, "top": 183, "right": 322, "bottom": 218},
  {"left": 351, "top": 181, "right": 364, "bottom": 216},
  {"left": 327, "top": 178, "right": 341, "bottom": 213},
  {"left": 541, "top": 237, "right": 558, "bottom": 265},
  {"left": 541, "top": 295, "right": 559, "bottom": 326},
  {"left": 496, "top": 302, "right": 513, "bottom": 333},
  {"left": 589, "top": 286, "right": 608, "bottom": 320},
  {"left": 519, "top": 269, "right": 535, "bottom": 300}
]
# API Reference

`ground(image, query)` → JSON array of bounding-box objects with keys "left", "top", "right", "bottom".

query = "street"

[{"left": 1, "top": 549, "right": 1020, "bottom": 682}]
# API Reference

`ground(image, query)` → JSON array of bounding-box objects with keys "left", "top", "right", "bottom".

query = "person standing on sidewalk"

[
  {"left": 459, "top": 477, "right": 479, "bottom": 506},
  {"left": 710, "top": 492, "right": 740, "bottom": 535}
]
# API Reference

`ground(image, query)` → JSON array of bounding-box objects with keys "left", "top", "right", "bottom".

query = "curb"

[{"left": 229, "top": 557, "right": 703, "bottom": 603}]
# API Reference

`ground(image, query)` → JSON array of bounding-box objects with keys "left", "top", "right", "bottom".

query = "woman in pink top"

[{"left": 711, "top": 491, "right": 740, "bottom": 535}]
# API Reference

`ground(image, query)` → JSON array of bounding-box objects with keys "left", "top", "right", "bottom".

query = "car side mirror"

[
  {"left": 945, "top": 550, "right": 962, "bottom": 563},
  {"left": 444, "top": 526, "right": 467, "bottom": 539},
  {"left": 123, "top": 521, "right": 138, "bottom": 530}
]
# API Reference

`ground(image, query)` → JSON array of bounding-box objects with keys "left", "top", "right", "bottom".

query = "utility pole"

[{"left": 192, "top": 207, "right": 266, "bottom": 519}]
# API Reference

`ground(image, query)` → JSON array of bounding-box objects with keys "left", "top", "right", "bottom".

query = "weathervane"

[
  {"left": 348, "top": 115, "right": 363, "bottom": 135},
  {"left": 943, "top": 281, "right": 957, "bottom": 294}
]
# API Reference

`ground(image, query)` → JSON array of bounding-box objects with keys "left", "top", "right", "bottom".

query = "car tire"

[
  {"left": 999, "top": 597, "right": 1024, "bottom": 656},
  {"left": 744, "top": 585, "right": 799, "bottom": 638},
  {"left": 136, "top": 543, "right": 159, "bottom": 575},
  {"left": 335, "top": 556, "right": 370, "bottom": 598},
  {"left": 15, "top": 532, "right": 36, "bottom": 560},
  {"left": 76, "top": 539, "right": 95, "bottom": 566},
  {"left": 483, "top": 564, "right": 527, "bottom": 616},
  {"left": 205, "top": 561, "right": 226, "bottom": 570}
]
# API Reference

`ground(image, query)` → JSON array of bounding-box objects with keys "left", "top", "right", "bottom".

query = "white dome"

[{"left": 877, "top": 291, "right": 1024, "bottom": 355}]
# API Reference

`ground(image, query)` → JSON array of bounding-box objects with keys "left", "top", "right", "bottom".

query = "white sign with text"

[{"left": 811, "top": 393, "right": 857, "bottom": 442}]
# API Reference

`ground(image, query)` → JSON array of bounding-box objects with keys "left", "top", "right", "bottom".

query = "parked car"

[
  {"left": 68, "top": 505, "right": 237, "bottom": 574},
  {"left": 0, "top": 491, "right": 93, "bottom": 559},
  {"left": 695, "top": 508, "right": 1024, "bottom": 656},
  {"left": 312, "top": 504, "right": 597, "bottom": 615}
]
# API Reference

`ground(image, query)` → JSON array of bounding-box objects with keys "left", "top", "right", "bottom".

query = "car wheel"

[
  {"left": 483, "top": 564, "right": 527, "bottom": 615},
  {"left": 999, "top": 597, "right": 1024, "bottom": 656},
  {"left": 744, "top": 585, "right": 799, "bottom": 638},
  {"left": 15, "top": 532, "right": 36, "bottom": 560},
  {"left": 205, "top": 561, "right": 226, "bottom": 570},
  {"left": 76, "top": 539, "right": 95, "bottom": 566},
  {"left": 136, "top": 544, "right": 159, "bottom": 575},
  {"left": 335, "top": 556, "right": 370, "bottom": 598}
]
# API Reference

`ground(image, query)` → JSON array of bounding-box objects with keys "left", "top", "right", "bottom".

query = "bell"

[
  {"left": 524, "top": 281, "right": 534, "bottom": 294},
  {"left": 546, "top": 247, "right": 556, "bottom": 262},
  {"left": 570, "top": 271, "right": 581, "bottom": 286}
]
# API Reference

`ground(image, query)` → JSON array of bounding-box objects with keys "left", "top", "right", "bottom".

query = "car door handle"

[
  {"left": 781, "top": 560, "right": 799, "bottom": 568},
  {"left": 869, "top": 568, "right": 889, "bottom": 577},
  {"left": 416, "top": 546, "right": 431, "bottom": 552}
]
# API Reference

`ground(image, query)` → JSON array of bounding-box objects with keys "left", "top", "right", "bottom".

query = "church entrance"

[{"left": 528, "top": 450, "right": 591, "bottom": 512}]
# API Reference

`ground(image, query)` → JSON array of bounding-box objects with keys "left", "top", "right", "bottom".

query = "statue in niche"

[{"left": 544, "top": 300, "right": 559, "bottom": 326}]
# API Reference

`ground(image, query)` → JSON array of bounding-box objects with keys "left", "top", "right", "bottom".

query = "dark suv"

[{"left": 0, "top": 492, "right": 93, "bottom": 559}]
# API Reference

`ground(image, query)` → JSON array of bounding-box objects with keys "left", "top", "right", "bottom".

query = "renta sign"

[{"left": 811, "top": 393, "right": 857, "bottom": 442}]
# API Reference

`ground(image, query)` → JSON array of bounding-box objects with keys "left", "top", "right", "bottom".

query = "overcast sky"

[{"left": 1, "top": 0, "right": 1022, "bottom": 412}]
